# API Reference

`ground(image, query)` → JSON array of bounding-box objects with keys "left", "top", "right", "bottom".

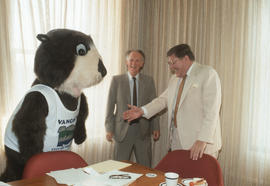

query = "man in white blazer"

[{"left": 123, "top": 44, "right": 222, "bottom": 160}]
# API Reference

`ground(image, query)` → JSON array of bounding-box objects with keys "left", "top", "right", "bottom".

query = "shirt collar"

[
  {"left": 186, "top": 62, "right": 194, "bottom": 76},
  {"left": 127, "top": 72, "right": 139, "bottom": 80}
]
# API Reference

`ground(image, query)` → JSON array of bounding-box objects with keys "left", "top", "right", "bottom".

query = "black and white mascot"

[{"left": 0, "top": 29, "right": 107, "bottom": 182}]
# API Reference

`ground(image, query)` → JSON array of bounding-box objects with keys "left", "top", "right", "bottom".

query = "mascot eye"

[{"left": 76, "top": 44, "right": 87, "bottom": 56}]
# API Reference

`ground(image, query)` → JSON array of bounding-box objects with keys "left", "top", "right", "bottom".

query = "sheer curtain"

[
  {"left": 231, "top": 0, "right": 270, "bottom": 185},
  {"left": 0, "top": 0, "right": 124, "bottom": 173},
  {"left": 0, "top": 0, "right": 13, "bottom": 173}
]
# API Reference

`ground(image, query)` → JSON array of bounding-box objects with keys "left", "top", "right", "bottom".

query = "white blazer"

[{"left": 143, "top": 62, "right": 222, "bottom": 154}]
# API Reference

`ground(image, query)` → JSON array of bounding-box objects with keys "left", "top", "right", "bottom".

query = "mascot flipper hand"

[{"left": 0, "top": 29, "right": 106, "bottom": 182}]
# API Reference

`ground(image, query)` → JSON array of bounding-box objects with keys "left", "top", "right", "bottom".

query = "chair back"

[
  {"left": 22, "top": 151, "right": 88, "bottom": 179},
  {"left": 155, "top": 150, "right": 224, "bottom": 186}
]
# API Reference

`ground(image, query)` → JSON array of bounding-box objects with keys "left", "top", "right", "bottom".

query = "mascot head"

[{"left": 34, "top": 29, "right": 107, "bottom": 97}]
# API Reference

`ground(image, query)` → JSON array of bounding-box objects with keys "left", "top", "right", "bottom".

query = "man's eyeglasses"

[
  {"left": 167, "top": 60, "right": 177, "bottom": 65},
  {"left": 109, "top": 174, "right": 131, "bottom": 179}
]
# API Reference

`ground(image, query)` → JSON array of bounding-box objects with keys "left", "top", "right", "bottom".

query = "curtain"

[
  {"left": 0, "top": 0, "right": 13, "bottom": 173},
  {"left": 138, "top": 0, "right": 270, "bottom": 185},
  {"left": 1, "top": 0, "right": 270, "bottom": 185}
]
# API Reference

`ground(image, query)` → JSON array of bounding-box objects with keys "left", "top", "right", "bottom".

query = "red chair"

[
  {"left": 22, "top": 151, "right": 88, "bottom": 179},
  {"left": 155, "top": 150, "right": 224, "bottom": 186}
]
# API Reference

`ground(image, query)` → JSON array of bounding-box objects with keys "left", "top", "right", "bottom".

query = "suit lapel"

[
  {"left": 138, "top": 74, "right": 144, "bottom": 107},
  {"left": 179, "top": 63, "right": 199, "bottom": 106},
  {"left": 168, "top": 75, "right": 179, "bottom": 111},
  {"left": 123, "top": 74, "right": 131, "bottom": 104}
]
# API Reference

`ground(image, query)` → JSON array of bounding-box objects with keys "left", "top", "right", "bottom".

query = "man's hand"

[
  {"left": 189, "top": 140, "right": 207, "bottom": 160},
  {"left": 152, "top": 130, "right": 160, "bottom": 141},
  {"left": 106, "top": 132, "right": 114, "bottom": 142},
  {"left": 122, "top": 104, "right": 144, "bottom": 122}
]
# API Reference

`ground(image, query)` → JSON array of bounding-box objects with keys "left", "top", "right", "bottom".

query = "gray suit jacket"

[{"left": 105, "top": 73, "right": 159, "bottom": 142}]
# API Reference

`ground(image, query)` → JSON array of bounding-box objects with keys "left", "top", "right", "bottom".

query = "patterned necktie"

[{"left": 174, "top": 75, "right": 187, "bottom": 128}]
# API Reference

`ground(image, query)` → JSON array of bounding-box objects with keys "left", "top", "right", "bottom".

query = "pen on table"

[{"left": 83, "top": 170, "right": 90, "bottom": 175}]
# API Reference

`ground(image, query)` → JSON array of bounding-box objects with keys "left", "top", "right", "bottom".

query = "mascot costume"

[{"left": 0, "top": 29, "right": 107, "bottom": 182}]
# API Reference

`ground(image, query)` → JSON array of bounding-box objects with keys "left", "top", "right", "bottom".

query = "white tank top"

[{"left": 4, "top": 84, "right": 81, "bottom": 152}]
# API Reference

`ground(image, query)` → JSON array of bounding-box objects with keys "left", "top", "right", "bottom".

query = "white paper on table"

[
  {"left": 0, "top": 181, "right": 10, "bottom": 186},
  {"left": 86, "top": 160, "right": 131, "bottom": 174},
  {"left": 47, "top": 168, "right": 104, "bottom": 186},
  {"left": 83, "top": 166, "right": 101, "bottom": 176},
  {"left": 47, "top": 162, "right": 141, "bottom": 186}
]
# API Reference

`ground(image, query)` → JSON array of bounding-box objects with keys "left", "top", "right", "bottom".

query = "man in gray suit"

[{"left": 105, "top": 50, "right": 160, "bottom": 167}]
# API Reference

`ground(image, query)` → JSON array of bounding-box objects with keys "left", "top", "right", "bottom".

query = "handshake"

[
  {"left": 122, "top": 104, "right": 144, "bottom": 122},
  {"left": 106, "top": 105, "right": 144, "bottom": 142},
  {"left": 106, "top": 104, "right": 160, "bottom": 142}
]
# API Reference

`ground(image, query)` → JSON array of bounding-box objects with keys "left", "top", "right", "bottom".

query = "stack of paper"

[
  {"left": 47, "top": 160, "right": 142, "bottom": 186},
  {"left": 47, "top": 168, "right": 100, "bottom": 185}
]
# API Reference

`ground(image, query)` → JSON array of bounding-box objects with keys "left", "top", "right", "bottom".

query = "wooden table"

[
  {"left": 8, "top": 161, "right": 167, "bottom": 186},
  {"left": 121, "top": 161, "right": 165, "bottom": 185}
]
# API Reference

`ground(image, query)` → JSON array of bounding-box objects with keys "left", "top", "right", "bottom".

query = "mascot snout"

[{"left": 98, "top": 59, "right": 107, "bottom": 77}]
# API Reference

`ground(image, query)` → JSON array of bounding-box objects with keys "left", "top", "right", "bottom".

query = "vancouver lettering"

[{"left": 58, "top": 118, "right": 76, "bottom": 125}]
